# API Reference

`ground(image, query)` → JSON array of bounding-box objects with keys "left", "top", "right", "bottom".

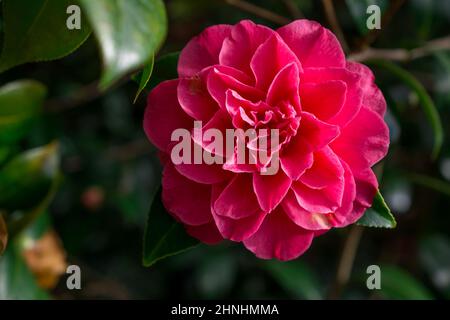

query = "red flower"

[{"left": 144, "top": 20, "right": 389, "bottom": 260}]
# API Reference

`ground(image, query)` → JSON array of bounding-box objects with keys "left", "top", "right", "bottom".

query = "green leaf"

[
  {"left": 23, "top": 210, "right": 52, "bottom": 241},
  {"left": 133, "top": 56, "right": 154, "bottom": 103},
  {"left": 346, "top": 0, "right": 388, "bottom": 35},
  {"left": 264, "top": 260, "right": 322, "bottom": 299},
  {"left": 378, "top": 265, "right": 434, "bottom": 299},
  {"left": 7, "top": 174, "right": 60, "bottom": 237},
  {"left": 0, "top": 142, "right": 60, "bottom": 212},
  {"left": 0, "top": 0, "right": 91, "bottom": 72},
  {"left": 0, "top": 239, "right": 49, "bottom": 299},
  {"left": 148, "top": 52, "right": 179, "bottom": 89},
  {"left": 131, "top": 51, "right": 179, "bottom": 96},
  {"left": 0, "top": 147, "right": 11, "bottom": 166},
  {"left": 368, "top": 60, "right": 444, "bottom": 159},
  {"left": 0, "top": 80, "right": 47, "bottom": 144},
  {"left": 357, "top": 190, "right": 397, "bottom": 228},
  {"left": 143, "top": 188, "right": 199, "bottom": 267},
  {"left": 80, "top": 0, "right": 167, "bottom": 90},
  {"left": 405, "top": 172, "right": 450, "bottom": 197}
]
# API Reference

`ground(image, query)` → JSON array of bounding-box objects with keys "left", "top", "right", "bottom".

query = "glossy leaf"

[
  {"left": 132, "top": 51, "right": 179, "bottom": 97},
  {"left": 147, "top": 52, "right": 179, "bottom": 89},
  {"left": 264, "top": 260, "right": 322, "bottom": 299},
  {"left": 7, "top": 174, "right": 61, "bottom": 237},
  {"left": 0, "top": 0, "right": 91, "bottom": 72},
  {"left": 0, "top": 147, "right": 11, "bottom": 166},
  {"left": 369, "top": 60, "right": 443, "bottom": 159},
  {"left": 357, "top": 190, "right": 397, "bottom": 228},
  {"left": 80, "top": 0, "right": 167, "bottom": 89},
  {"left": 378, "top": 265, "right": 433, "bottom": 299},
  {"left": 133, "top": 56, "right": 154, "bottom": 103},
  {"left": 143, "top": 188, "right": 199, "bottom": 267},
  {"left": 0, "top": 240, "right": 49, "bottom": 299},
  {"left": 0, "top": 80, "right": 47, "bottom": 144},
  {"left": 0, "top": 142, "right": 60, "bottom": 212}
]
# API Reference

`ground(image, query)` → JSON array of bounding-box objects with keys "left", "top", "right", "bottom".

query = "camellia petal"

[
  {"left": 277, "top": 19, "right": 346, "bottom": 68},
  {"left": 331, "top": 107, "right": 389, "bottom": 170},
  {"left": 185, "top": 221, "right": 224, "bottom": 244},
  {"left": 243, "top": 207, "right": 315, "bottom": 260},
  {"left": 213, "top": 174, "right": 262, "bottom": 219},
  {"left": 253, "top": 170, "right": 292, "bottom": 212},
  {"left": 144, "top": 80, "right": 193, "bottom": 152},
  {"left": 144, "top": 19, "right": 390, "bottom": 261},
  {"left": 162, "top": 164, "right": 213, "bottom": 226},
  {"left": 346, "top": 61, "right": 387, "bottom": 117},
  {"left": 178, "top": 24, "right": 232, "bottom": 77},
  {"left": 250, "top": 33, "right": 302, "bottom": 90},
  {"left": 177, "top": 68, "right": 219, "bottom": 121},
  {"left": 219, "top": 20, "right": 274, "bottom": 76}
]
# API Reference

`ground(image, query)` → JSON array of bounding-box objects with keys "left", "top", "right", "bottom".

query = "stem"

[
  {"left": 321, "top": 0, "right": 349, "bottom": 53},
  {"left": 328, "top": 225, "right": 364, "bottom": 299},
  {"left": 348, "top": 35, "right": 450, "bottom": 62},
  {"left": 224, "top": 0, "right": 291, "bottom": 25},
  {"left": 357, "top": 0, "right": 406, "bottom": 50},
  {"left": 44, "top": 81, "right": 101, "bottom": 113},
  {"left": 282, "top": 0, "right": 303, "bottom": 19}
]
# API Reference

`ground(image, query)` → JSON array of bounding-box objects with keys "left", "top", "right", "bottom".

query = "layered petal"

[
  {"left": 243, "top": 207, "right": 315, "bottom": 260},
  {"left": 331, "top": 107, "right": 389, "bottom": 170},
  {"left": 145, "top": 19, "right": 390, "bottom": 262},
  {"left": 292, "top": 178, "right": 344, "bottom": 214},
  {"left": 250, "top": 33, "right": 302, "bottom": 91},
  {"left": 211, "top": 182, "right": 266, "bottom": 241},
  {"left": 282, "top": 191, "right": 336, "bottom": 230},
  {"left": 162, "top": 164, "right": 212, "bottom": 226},
  {"left": 207, "top": 65, "right": 264, "bottom": 110},
  {"left": 283, "top": 159, "right": 356, "bottom": 230},
  {"left": 177, "top": 68, "right": 218, "bottom": 121},
  {"left": 213, "top": 174, "right": 262, "bottom": 219},
  {"left": 185, "top": 221, "right": 224, "bottom": 244},
  {"left": 299, "top": 147, "right": 344, "bottom": 189},
  {"left": 219, "top": 20, "right": 274, "bottom": 76},
  {"left": 144, "top": 80, "right": 193, "bottom": 152},
  {"left": 299, "top": 80, "right": 347, "bottom": 121},
  {"left": 178, "top": 24, "right": 232, "bottom": 77},
  {"left": 175, "top": 160, "right": 230, "bottom": 185},
  {"left": 277, "top": 19, "right": 345, "bottom": 68},
  {"left": 266, "top": 62, "right": 301, "bottom": 111},
  {"left": 346, "top": 61, "right": 387, "bottom": 117},
  {"left": 280, "top": 112, "right": 339, "bottom": 180},
  {"left": 253, "top": 170, "right": 292, "bottom": 212},
  {"left": 301, "top": 67, "right": 362, "bottom": 127}
]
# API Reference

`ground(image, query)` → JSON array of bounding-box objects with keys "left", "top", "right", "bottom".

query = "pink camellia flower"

[{"left": 144, "top": 20, "right": 389, "bottom": 261}]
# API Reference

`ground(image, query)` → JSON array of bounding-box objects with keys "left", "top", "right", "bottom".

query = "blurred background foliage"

[{"left": 0, "top": 0, "right": 450, "bottom": 299}]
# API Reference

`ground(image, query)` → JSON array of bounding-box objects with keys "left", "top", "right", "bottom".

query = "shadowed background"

[{"left": 0, "top": 0, "right": 449, "bottom": 299}]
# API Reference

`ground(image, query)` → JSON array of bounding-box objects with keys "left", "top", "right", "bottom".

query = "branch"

[
  {"left": 282, "top": 0, "right": 304, "bottom": 19},
  {"left": 357, "top": 0, "right": 406, "bottom": 50},
  {"left": 328, "top": 225, "right": 364, "bottom": 299},
  {"left": 321, "top": 0, "right": 349, "bottom": 53},
  {"left": 44, "top": 71, "right": 133, "bottom": 113},
  {"left": 224, "top": 0, "right": 291, "bottom": 25},
  {"left": 348, "top": 35, "right": 450, "bottom": 62}
]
